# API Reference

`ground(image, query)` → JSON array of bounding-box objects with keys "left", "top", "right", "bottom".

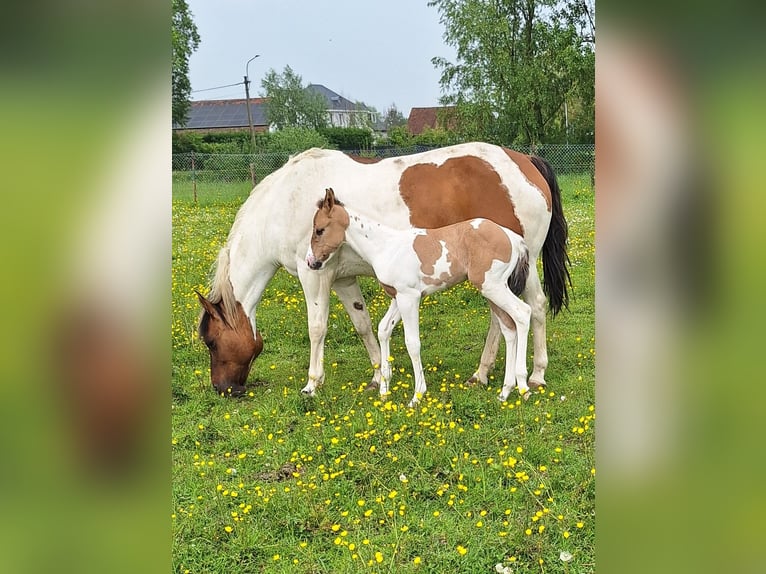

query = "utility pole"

[{"left": 244, "top": 54, "right": 260, "bottom": 154}]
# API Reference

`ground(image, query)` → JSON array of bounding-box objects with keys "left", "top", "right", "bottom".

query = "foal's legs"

[
  {"left": 332, "top": 276, "right": 383, "bottom": 389},
  {"left": 483, "top": 289, "right": 531, "bottom": 401},
  {"left": 467, "top": 309, "right": 502, "bottom": 386},
  {"left": 376, "top": 299, "right": 401, "bottom": 397},
  {"left": 394, "top": 294, "right": 427, "bottom": 408}
]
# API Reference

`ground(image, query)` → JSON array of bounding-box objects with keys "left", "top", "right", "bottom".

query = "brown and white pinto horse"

[
  {"left": 308, "top": 188, "right": 532, "bottom": 406},
  {"left": 197, "top": 142, "right": 569, "bottom": 396}
]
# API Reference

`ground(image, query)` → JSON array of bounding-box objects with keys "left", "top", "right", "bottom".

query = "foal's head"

[{"left": 307, "top": 188, "right": 349, "bottom": 270}]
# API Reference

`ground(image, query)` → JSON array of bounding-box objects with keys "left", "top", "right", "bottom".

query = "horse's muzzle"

[{"left": 306, "top": 255, "right": 323, "bottom": 270}]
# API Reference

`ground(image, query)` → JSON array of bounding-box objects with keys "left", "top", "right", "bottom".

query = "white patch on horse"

[{"left": 428, "top": 240, "right": 452, "bottom": 283}]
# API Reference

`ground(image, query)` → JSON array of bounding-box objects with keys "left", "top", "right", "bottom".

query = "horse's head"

[
  {"left": 196, "top": 291, "right": 263, "bottom": 396},
  {"left": 307, "top": 187, "right": 349, "bottom": 270}
]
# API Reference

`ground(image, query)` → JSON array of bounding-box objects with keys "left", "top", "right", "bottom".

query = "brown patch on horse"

[
  {"left": 488, "top": 301, "right": 517, "bottom": 331},
  {"left": 197, "top": 291, "right": 263, "bottom": 396},
  {"left": 459, "top": 220, "right": 514, "bottom": 290},
  {"left": 413, "top": 221, "right": 512, "bottom": 290},
  {"left": 502, "top": 149, "right": 552, "bottom": 211},
  {"left": 398, "top": 156, "right": 525, "bottom": 234},
  {"left": 346, "top": 154, "right": 381, "bottom": 164},
  {"left": 380, "top": 283, "right": 397, "bottom": 297}
]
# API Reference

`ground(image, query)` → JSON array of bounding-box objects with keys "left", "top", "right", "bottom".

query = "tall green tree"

[
  {"left": 383, "top": 104, "right": 407, "bottom": 131},
  {"left": 260, "top": 66, "right": 328, "bottom": 130},
  {"left": 172, "top": 0, "right": 200, "bottom": 126},
  {"left": 429, "top": 0, "right": 594, "bottom": 145}
]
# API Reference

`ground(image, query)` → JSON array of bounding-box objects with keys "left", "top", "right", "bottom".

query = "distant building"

[
  {"left": 173, "top": 84, "right": 378, "bottom": 134},
  {"left": 307, "top": 84, "right": 378, "bottom": 128},
  {"left": 407, "top": 106, "right": 458, "bottom": 135}
]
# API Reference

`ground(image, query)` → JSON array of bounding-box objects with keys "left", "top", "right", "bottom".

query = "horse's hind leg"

[
  {"left": 332, "top": 276, "right": 383, "bottom": 390},
  {"left": 467, "top": 309, "right": 501, "bottom": 386},
  {"left": 524, "top": 262, "right": 548, "bottom": 389}
]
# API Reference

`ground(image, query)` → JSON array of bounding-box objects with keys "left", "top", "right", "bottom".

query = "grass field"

[{"left": 172, "top": 173, "right": 595, "bottom": 573}]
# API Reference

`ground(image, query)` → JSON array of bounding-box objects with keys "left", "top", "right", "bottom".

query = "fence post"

[
  {"left": 249, "top": 159, "right": 256, "bottom": 187},
  {"left": 191, "top": 151, "right": 198, "bottom": 205}
]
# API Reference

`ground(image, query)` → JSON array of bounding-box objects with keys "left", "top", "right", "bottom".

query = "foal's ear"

[{"left": 323, "top": 187, "right": 336, "bottom": 210}]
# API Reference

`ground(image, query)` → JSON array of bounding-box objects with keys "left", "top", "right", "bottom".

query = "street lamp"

[{"left": 244, "top": 54, "right": 260, "bottom": 153}]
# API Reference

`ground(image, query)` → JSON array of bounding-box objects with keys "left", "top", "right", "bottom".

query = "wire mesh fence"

[{"left": 172, "top": 144, "right": 594, "bottom": 203}]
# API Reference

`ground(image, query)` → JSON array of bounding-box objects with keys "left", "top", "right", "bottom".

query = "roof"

[
  {"left": 174, "top": 98, "right": 269, "bottom": 130},
  {"left": 174, "top": 85, "right": 375, "bottom": 131},
  {"left": 407, "top": 106, "right": 458, "bottom": 135},
  {"left": 307, "top": 84, "right": 372, "bottom": 112}
]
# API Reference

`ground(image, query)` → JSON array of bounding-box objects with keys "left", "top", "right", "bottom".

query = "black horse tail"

[
  {"left": 508, "top": 240, "right": 529, "bottom": 297},
  {"left": 530, "top": 155, "right": 571, "bottom": 316}
]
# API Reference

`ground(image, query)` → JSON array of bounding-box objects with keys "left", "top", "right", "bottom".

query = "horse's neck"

[{"left": 343, "top": 211, "right": 412, "bottom": 269}]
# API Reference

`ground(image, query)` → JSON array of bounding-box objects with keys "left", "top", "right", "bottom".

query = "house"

[
  {"left": 407, "top": 106, "right": 458, "bottom": 135},
  {"left": 307, "top": 84, "right": 378, "bottom": 128},
  {"left": 173, "top": 84, "right": 378, "bottom": 134}
]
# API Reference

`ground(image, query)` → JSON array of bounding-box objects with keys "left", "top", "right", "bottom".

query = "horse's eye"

[{"left": 315, "top": 228, "right": 324, "bottom": 237}]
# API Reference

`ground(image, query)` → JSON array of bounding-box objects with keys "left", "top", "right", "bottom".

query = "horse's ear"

[
  {"left": 324, "top": 187, "right": 336, "bottom": 210},
  {"left": 195, "top": 290, "right": 223, "bottom": 322}
]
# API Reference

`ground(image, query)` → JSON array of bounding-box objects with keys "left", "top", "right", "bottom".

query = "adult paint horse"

[
  {"left": 308, "top": 188, "right": 532, "bottom": 406},
  {"left": 197, "top": 142, "right": 569, "bottom": 396}
]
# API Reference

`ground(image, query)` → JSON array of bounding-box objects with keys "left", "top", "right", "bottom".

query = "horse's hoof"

[
  {"left": 466, "top": 374, "right": 486, "bottom": 387},
  {"left": 365, "top": 381, "right": 379, "bottom": 392},
  {"left": 300, "top": 387, "right": 315, "bottom": 396},
  {"left": 521, "top": 391, "right": 531, "bottom": 401},
  {"left": 528, "top": 380, "right": 546, "bottom": 390}
]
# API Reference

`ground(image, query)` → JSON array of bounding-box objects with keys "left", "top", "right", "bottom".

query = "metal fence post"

[{"left": 191, "top": 151, "right": 197, "bottom": 205}]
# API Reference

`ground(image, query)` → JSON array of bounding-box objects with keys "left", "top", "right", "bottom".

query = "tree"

[
  {"left": 260, "top": 66, "right": 329, "bottom": 130},
  {"left": 172, "top": 0, "right": 200, "bottom": 126},
  {"left": 383, "top": 104, "right": 407, "bottom": 131},
  {"left": 428, "top": 0, "right": 594, "bottom": 145}
]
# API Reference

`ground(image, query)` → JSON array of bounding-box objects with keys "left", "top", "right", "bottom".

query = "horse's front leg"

[
  {"left": 331, "top": 276, "right": 383, "bottom": 390},
  {"left": 298, "top": 264, "right": 332, "bottom": 396}
]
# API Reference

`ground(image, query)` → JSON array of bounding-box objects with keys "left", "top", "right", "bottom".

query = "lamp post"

[{"left": 244, "top": 54, "right": 260, "bottom": 153}]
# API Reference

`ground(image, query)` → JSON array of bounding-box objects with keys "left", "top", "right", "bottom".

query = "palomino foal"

[{"left": 307, "top": 188, "right": 532, "bottom": 407}]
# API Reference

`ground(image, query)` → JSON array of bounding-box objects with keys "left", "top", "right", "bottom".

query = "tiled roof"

[{"left": 407, "top": 106, "right": 458, "bottom": 135}]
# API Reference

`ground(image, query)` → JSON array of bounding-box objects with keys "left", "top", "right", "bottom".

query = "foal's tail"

[
  {"left": 530, "top": 155, "right": 572, "bottom": 316},
  {"left": 508, "top": 241, "right": 530, "bottom": 297}
]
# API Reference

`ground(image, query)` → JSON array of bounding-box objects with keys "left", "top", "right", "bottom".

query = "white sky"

[{"left": 186, "top": 0, "right": 457, "bottom": 115}]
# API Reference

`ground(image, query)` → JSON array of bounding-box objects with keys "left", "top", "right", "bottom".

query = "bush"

[
  {"left": 264, "top": 127, "right": 333, "bottom": 153},
  {"left": 318, "top": 127, "right": 373, "bottom": 150}
]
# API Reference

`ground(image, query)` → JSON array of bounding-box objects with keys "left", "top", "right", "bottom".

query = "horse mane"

[{"left": 199, "top": 246, "right": 241, "bottom": 331}]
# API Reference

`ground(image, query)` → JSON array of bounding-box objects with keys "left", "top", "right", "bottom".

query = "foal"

[{"left": 307, "top": 188, "right": 532, "bottom": 407}]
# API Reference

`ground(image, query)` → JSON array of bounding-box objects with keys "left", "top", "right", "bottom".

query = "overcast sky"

[{"left": 186, "top": 0, "right": 457, "bottom": 116}]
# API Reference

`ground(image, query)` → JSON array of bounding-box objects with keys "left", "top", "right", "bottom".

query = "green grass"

[{"left": 172, "top": 174, "right": 594, "bottom": 573}]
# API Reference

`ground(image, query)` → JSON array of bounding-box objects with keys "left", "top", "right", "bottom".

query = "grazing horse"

[
  {"left": 196, "top": 142, "right": 569, "bottom": 396},
  {"left": 307, "top": 188, "right": 532, "bottom": 406}
]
